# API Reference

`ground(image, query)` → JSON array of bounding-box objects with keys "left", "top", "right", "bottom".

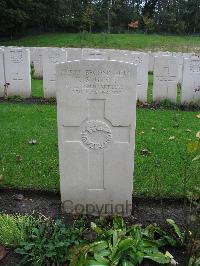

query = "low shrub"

[
  {"left": 69, "top": 217, "right": 182, "bottom": 265},
  {"left": 0, "top": 214, "right": 186, "bottom": 265},
  {"left": 15, "top": 218, "right": 84, "bottom": 265},
  {"left": 0, "top": 214, "right": 34, "bottom": 247}
]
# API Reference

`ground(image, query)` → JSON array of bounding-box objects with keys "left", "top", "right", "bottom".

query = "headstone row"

[
  {"left": 152, "top": 54, "right": 200, "bottom": 103},
  {"left": 0, "top": 46, "right": 199, "bottom": 103},
  {"left": 38, "top": 48, "right": 149, "bottom": 100},
  {"left": 30, "top": 47, "right": 198, "bottom": 103}
]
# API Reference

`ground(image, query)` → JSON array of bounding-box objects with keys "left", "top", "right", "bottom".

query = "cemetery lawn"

[
  {"left": 0, "top": 102, "right": 199, "bottom": 198},
  {"left": 1, "top": 33, "right": 200, "bottom": 52},
  {"left": 31, "top": 78, "right": 44, "bottom": 98}
]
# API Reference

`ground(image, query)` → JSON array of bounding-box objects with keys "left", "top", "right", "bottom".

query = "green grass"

[
  {"left": 31, "top": 78, "right": 43, "bottom": 98},
  {"left": 0, "top": 102, "right": 199, "bottom": 197},
  {"left": 1, "top": 33, "right": 200, "bottom": 52},
  {"left": 147, "top": 73, "right": 153, "bottom": 102},
  {"left": 135, "top": 109, "right": 200, "bottom": 197},
  {"left": 0, "top": 103, "right": 59, "bottom": 190}
]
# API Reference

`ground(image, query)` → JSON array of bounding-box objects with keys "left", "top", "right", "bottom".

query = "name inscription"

[
  {"left": 64, "top": 68, "right": 131, "bottom": 95},
  {"left": 62, "top": 69, "right": 131, "bottom": 80},
  {"left": 12, "top": 72, "right": 23, "bottom": 81},
  {"left": 156, "top": 75, "right": 177, "bottom": 82},
  {"left": 72, "top": 84, "right": 126, "bottom": 95}
]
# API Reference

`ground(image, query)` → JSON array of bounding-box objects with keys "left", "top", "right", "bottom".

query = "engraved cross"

[
  {"left": 156, "top": 66, "right": 176, "bottom": 82},
  {"left": 156, "top": 63, "right": 177, "bottom": 97},
  {"left": 62, "top": 99, "right": 130, "bottom": 190}
]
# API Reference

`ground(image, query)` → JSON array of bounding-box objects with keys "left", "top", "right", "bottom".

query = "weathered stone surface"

[
  {"left": 153, "top": 55, "right": 179, "bottom": 102},
  {"left": 173, "top": 52, "right": 184, "bottom": 84},
  {"left": 130, "top": 52, "right": 149, "bottom": 102},
  {"left": 4, "top": 47, "right": 31, "bottom": 97},
  {"left": 148, "top": 51, "right": 155, "bottom": 72},
  {"left": 43, "top": 48, "right": 67, "bottom": 97},
  {"left": 66, "top": 48, "right": 82, "bottom": 61},
  {"left": 56, "top": 60, "right": 137, "bottom": 216},
  {"left": 109, "top": 51, "right": 149, "bottom": 102},
  {"left": 148, "top": 51, "right": 173, "bottom": 72},
  {"left": 82, "top": 48, "right": 109, "bottom": 60},
  {"left": 30, "top": 47, "right": 44, "bottom": 79},
  {"left": 181, "top": 55, "right": 200, "bottom": 103}
]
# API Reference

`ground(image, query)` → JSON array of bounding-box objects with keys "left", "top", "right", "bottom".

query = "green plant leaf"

[
  {"left": 166, "top": 219, "right": 184, "bottom": 243},
  {"left": 15, "top": 248, "right": 28, "bottom": 255},
  {"left": 144, "top": 251, "right": 171, "bottom": 264},
  {"left": 94, "top": 252, "right": 110, "bottom": 264},
  {"left": 113, "top": 216, "right": 124, "bottom": 230},
  {"left": 192, "top": 154, "right": 200, "bottom": 161},
  {"left": 86, "top": 260, "right": 109, "bottom": 266},
  {"left": 92, "top": 241, "right": 109, "bottom": 253},
  {"left": 122, "top": 260, "right": 135, "bottom": 266},
  {"left": 91, "top": 222, "right": 103, "bottom": 235},
  {"left": 118, "top": 238, "right": 135, "bottom": 251}
]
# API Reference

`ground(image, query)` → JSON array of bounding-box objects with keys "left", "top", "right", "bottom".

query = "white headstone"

[
  {"left": 66, "top": 48, "right": 82, "bottom": 61},
  {"left": 0, "top": 49, "right": 5, "bottom": 97},
  {"left": 148, "top": 52, "right": 164, "bottom": 71},
  {"left": 43, "top": 48, "right": 67, "bottom": 97},
  {"left": 181, "top": 56, "right": 200, "bottom": 103},
  {"left": 29, "top": 47, "right": 35, "bottom": 62},
  {"left": 148, "top": 51, "right": 172, "bottom": 72},
  {"left": 30, "top": 47, "right": 44, "bottom": 79},
  {"left": 107, "top": 49, "right": 128, "bottom": 61},
  {"left": 4, "top": 47, "right": 31, "bottom": 97},
  {"left": 173, "top": 52, "right": 184, "bottom": 84},
  {"left": 148, "top": 51, "right": 155, "bottom": 72},
  {"left": 57, "top": 60, "right": 137, "bottom": 216},
  {"left": 109, "top": 51, "right": 149, "bottom": 102},
  {"left": 128, "top": 52, "right": 149, "bottom": 102},
  {"left": 183, "top": 53, "right": 193, "bottom": 59},
  {"left": 153, "top": 55, "right": 178, "bottom": 102},
  {"left": 82, "top": 48, "right": 109, "bottom": 60}
]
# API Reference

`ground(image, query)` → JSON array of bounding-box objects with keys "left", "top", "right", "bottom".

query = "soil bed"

[{"left": 0, "top": 188, "right": 187, "bottom": 265}]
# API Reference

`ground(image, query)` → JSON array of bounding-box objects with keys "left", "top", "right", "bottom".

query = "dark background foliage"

[{"left": 0, "top": 0, "right": 199, "bottom": 38}]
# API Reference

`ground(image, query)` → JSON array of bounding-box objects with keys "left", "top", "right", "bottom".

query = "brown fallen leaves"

[
  {"left": 196, "top": 131, "right": 200, "bottom": 139},
  {"left": 187, "top": 141, "right": 199, "bottom": 153},
  {"left": 0, "top": 246, "right": 7, "bottom": 261},
  {"left": 16, "top": 155, "right": 22, "bottom": 162}
]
